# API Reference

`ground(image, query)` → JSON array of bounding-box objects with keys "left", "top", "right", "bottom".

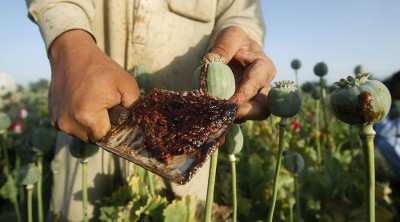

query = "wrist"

[{"left": 49, "top": 30, "right": 97, "bottom": 63}]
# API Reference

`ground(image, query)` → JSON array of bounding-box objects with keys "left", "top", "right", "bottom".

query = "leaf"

[
  {"left": 0, "top": 176, "right": 15, "bottom": 199},
  {"left": 163, "top": 195, "right": 197, "bottom": 222},
  {"left": 130, "top": 195, "right": 168, "bottom": 221},
  {"left": 375, "top": 204, "right": 394, "bottom": 222},
  {"left": 128, "top": 173, "right": 149, "bottom": 196},
  {"left": 237, "top": 197, "right": 252, "bottom": 216},
  {"left": 247, "top": 153, "right": 265, "bottom": 190},
  {"left": 106, "top": 185, "right": 133, "bottom": 206},
  {"left": 99, "top": 206, "right": 124, "bottom": 222},
  {"left": 0, "top": 113, "right": 11, "bottom": 130}
]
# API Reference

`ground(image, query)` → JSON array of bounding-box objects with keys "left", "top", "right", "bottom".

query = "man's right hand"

[{"left": 48, "top": 30, "right": 140, "bottom": 143}]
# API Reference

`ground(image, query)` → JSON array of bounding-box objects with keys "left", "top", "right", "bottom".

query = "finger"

[
  {"left": 85, "top": 109, "right": 111, "bottom": 142},
  {"left": 205, "top": 26, "right": 247, "bottom": 63},
  {"left": 230, "top": 60, "right": 269, "bottom": 106},
  {"left": 50, "top": 110, "right": 92, "bottom": 142},
  {"left": 117, "top": 74, "right": 141, "bottom": 110},
  {"left": 69, "top": 107, "right": 111, "bottom": 143},
  {"left": 236, "top": 88, "right": 270, "bottom": 121}
]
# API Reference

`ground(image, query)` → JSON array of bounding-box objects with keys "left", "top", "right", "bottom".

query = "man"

[
  {"left": 26, "top": 0, "right": 276, "bottom": 220},
  {"left": 375, "top": 71, "right": 400, "bottom": 179}
]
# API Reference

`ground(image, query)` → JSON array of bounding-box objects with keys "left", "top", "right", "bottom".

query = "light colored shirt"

[
  {"left": 26, "top": 0, "right": 265, "bottom": 220},
  {"left": 27, "top": 0, "right": 265, "bottom": 91}
]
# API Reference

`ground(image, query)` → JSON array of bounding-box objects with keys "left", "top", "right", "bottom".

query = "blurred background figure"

[{"left": 374, "top": 70, "right": 400, "bottom": 179}]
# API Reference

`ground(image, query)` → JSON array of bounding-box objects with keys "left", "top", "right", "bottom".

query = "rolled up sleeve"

[
  {"left": 26, "top": 0, "right": 95, "bottom": 50},
  {"left": 213, "top": 0, "right": 265, "bottom": 47}
]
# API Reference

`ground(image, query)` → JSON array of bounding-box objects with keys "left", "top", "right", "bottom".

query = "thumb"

[{"left": 205, "top": 26, "right": 247, "bottom": 63}]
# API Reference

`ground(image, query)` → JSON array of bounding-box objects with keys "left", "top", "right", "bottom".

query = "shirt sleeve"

[
  {"left": 212, "top": 0, "right": 265, "bottom": 47},
  {"left": 26, "top": 0, "right": 96, "bottom": 50}
]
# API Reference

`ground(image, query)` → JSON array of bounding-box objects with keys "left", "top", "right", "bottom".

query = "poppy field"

[{"left": 1, "top": 61, "right": 399, "bottom": 222}]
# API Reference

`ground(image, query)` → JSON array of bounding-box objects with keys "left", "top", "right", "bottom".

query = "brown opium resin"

[{"left": 132, "top": 89, "right": 238, "bottom": 164}]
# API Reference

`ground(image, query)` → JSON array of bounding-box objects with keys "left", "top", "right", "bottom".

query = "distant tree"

[{"left": 29, "top": 79, "right": 49, "bottom": 92}]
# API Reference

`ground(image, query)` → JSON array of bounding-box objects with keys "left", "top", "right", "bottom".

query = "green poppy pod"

[
  {"left": 314, "top": 62, "right": 328, "bottom": 77},
  {"left": 291, "top": 59, "right": 301, "bottom": 70},
  {"left": 50, "top": 159, "right": 61, "bottom": 174},
  {"left": 267, "top": 81, "right": 302, "bottom": 118},
  {"left": 354, "top": 65, "right": 364, "bottom": 75},
  {"left": 330, "top": 73, "right": 391, "bottom": 126},
  {"left": 283, "top": 151, "right": 305, "bottom": 176},
  {"left": 18, "top": 163, "right": 40, "bottom": 186},
  {"left": 29, "top": 127, "right": 57, "bottom": 154},
  {"left": 311, "top": 85, "right": 325, "bottom": 100},
  {"left": 69, "top": 137, "right": 100, "bottom": 159},
  {"left": 221, "top": 124, "right": 244, "bottom": 156},
  {"left": 193, "top": 57, "right": 235, "bottom": 100}
]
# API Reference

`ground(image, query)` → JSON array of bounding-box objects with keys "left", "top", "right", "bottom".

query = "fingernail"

[{"left": 203, "top": 53, "right": 225, "bottom": 63}]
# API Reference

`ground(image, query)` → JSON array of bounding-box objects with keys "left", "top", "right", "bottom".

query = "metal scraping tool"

[{"left": 96, "top": 89, "right": 237, "bottom": 184}]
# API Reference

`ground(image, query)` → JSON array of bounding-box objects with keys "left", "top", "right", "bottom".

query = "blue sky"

[{"left": 1, "top": 1, "right": 399, "bottom": 86}]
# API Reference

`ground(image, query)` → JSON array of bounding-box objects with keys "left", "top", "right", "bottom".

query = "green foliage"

[
  {"left": 212, "top": 88, "right": 399, "bottom": 221},
  {"left": 163, "top": 195, "right": 197, "bottom": 222},
  {"left": 0, "top": 113, "right": 11, "bottom": 130},
  {"left": 99, "top": 174, "right": 199, "bottom": 221},
  {"left": 1, "top": 78, "right": 400, "bottom": 222},
  {"left": 28, "top": 80, "right": 49, "bottom": 93},
  {"left": 0, "top": 80, "right": 57, "bottom": 222}
]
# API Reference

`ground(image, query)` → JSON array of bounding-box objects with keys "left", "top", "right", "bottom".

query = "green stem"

[
  {"left": 0, "top": 132, "right": 11, "bottom": 173},
  {"left": 37, "top": 155, "right": 43, "bottom": 222},
  {"left": 289, "top": 200, "right": 294, "bottom": 222},
  {"left": 52, "top": 171, "right": 58, "bottom": 215},
  {"left": 205, "top": 150, "right": 219, "bottom": 222},
  {"left": 349, "top": 125, "right": 355, "bottom": 204},
  {"left": 267, "top": 118, "right": 288, "bottom": 222},
  {"left": 81, "top": 159, "right": 89, "bottom": 222},
  {"left": 27, "top": 184, "right": 34, "bottom": 222},
  {"left": 315, "top": 100, "right": 321, "bottom": 165},
  {"left": 16, "top": 149, "right": 24, "bottom": 204},
  {"left": 229, "top": 155, "right": 237, "bottom": 222},
  {"left": 359, "top": 125, "right": 375, "bottom": 222},
  {"left": 1, "top": 133, "right": 22, "bottom": 222},
  {"left": 11, "top": 190, "right": 22, "bottom": 222},
  {"left": 319, "top": 77, "right": 331, "bottom": 149},
  {"left": 147, "top": 170, "right": 155, "bottom": 196},
  {"left": 294, "top": 176, "right": 301, "bottom": 222}
]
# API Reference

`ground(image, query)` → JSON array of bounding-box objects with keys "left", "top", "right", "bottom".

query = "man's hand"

[
  {"left": 48, "top": 30, "right": 140, "bottom": 142},
  {"left": 205, "top": 26, "right": 276, "bottom": 122}
]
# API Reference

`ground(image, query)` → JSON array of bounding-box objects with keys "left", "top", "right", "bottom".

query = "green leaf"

[
  {"left": 247, "top": 153, "right": 265, "bottom": 189},
  {"left": 128, "top": 173, "right": 149, "bottom": 196},
  {"left": 131, "top": 195, "right": 168, "bottom": 221},
  {"left": 0, "top": 113, "right": 11, "bottom": 130},
  {"left": 106, "top": 185, "right": 133, "bottom": 206},
  {"left": 375, "top": 204, "right": 394, "bottom": 221},
  {"left": 99, "top": 206, "right": 123, "bottom": 222},
  {"left": 0, "top": 176, "right": 15, "bottom": 199},
  {"left": 237, "top": 197, "right": 252, "bottom": 216},
  {"left": 163, "top": 195, "right": 197, "bottom": 222}
]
